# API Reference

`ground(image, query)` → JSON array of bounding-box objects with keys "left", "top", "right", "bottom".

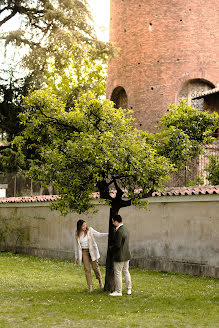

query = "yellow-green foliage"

[
  {"left": 205, "top": 155, "right": 219, "bottom": 185},
  {"left": 14, "top": 94, "right": 219, "bottom": 215}
]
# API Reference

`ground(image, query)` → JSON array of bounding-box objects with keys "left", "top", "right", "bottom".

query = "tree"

[
  {"left": 14, "top": 93, "right": 219, "bottom": 289},
  {"left": 0, "top": 0, "right": 112, "bottom": 172},
  {"left": 155, "top": 101, "right": 218, "bottom": 167},
  {"left": 0, "top": 0, "right": 110, "bottom": 76},
  {"left": 205, "top": 155, "right": 219, "bottom": 185}
]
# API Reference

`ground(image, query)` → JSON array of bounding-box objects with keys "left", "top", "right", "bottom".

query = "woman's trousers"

[{"left": 82, "top": 249, "right": 102, "bottom": 288}]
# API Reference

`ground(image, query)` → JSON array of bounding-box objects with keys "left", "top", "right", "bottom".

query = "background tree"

[
  {"left": 0, "top": 0, "right": 112, "bottom": 174},
  {"left": 14, "top": 93, "right": 219, "bottom": 289},
  {"left": 0, "top": 0, "right": 110, "bottom": 80},
  {"left": 205, "top": 155, "right": 219, "bottom": 185},
  {"left": 155, "top": 101, "right": 218, "bottom": 167}
]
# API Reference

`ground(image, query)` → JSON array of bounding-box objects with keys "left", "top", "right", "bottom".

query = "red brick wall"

[{"left": 106, "top": 0, "right": 219, "bottom": 131}]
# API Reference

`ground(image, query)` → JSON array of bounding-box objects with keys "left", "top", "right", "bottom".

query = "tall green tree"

[
  {"left": 0, "top": 0, "right": 112, "bottom": 172},
  {"left": 0, "top": 0, "right": 110, "bottom": 79},
  {"left": 14, "top": 93, "right": 219, "bottom": 289}
]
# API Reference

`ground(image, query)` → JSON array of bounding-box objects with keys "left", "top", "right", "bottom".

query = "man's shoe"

[
  {"left": 109, "top": 291, "right": 122, "bottom": 296},
  {"left": 127, "top": 289, "right": 131, "bottom": 295}
]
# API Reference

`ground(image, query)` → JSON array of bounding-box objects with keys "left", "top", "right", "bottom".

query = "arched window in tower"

[
  {"left": 178, "top": 79, "right": 214, "bottom": 111},
  {"left": 111, "top": 86, "right": 128, "bottom": 109}
]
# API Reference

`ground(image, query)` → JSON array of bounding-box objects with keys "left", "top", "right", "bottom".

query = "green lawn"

[{"left": 0, "top": 253, "right": 218, "bottom": 328}]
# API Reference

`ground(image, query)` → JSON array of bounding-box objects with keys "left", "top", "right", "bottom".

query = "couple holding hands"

[{"left": 74, "top": 215, "right": 132, "bottom": 296}]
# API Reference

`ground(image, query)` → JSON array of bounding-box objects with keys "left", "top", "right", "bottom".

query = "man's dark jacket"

[{"left": 113, "top": 225, "right": 131, "bottom": 262}]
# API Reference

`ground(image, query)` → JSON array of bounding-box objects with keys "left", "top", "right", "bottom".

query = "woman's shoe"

[
  {"left": 88, "top": 286, "right": 93, "bottom": 292},
  {"left": 99, "top": 281, "right": 104, "bottom": 289}
]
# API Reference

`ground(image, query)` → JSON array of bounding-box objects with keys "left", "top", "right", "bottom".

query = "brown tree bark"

[
  {"left": 104, "top": 207, "right": 117, "bottom": 291},
  {"left": 104, "top": 196, "right": 131, "bottom": 291},
  {"left": 97, "top": 178, "right": 132, "bottom": 291}
]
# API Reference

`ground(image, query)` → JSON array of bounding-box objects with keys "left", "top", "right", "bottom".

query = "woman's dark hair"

[
  {"left": 76, "top": 220, "right": 88, "bottom": 237},
  {"left": 113, "top": 214, "right": 122, "bottom": 223}
]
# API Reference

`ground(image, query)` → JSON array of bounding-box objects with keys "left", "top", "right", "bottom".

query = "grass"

[{"left": 0, "top": 252, "right": 218, "bottom": 328}]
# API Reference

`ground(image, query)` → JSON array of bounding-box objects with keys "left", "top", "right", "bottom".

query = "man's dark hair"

[{"left": 113, "top": 214, "right": 122, "bottom": 223}]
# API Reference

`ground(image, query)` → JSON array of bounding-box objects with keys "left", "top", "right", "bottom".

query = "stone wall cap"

[
  {"left": 152, "top": 185, "right": 219, "bottom": 197},
  {"left": 0, "top": 195, "right": 60, "bottom": 204},
  {"left": 0, "top": 186, "right": 219, "bottom": 203}
]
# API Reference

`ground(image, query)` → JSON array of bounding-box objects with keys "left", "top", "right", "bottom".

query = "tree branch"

[
  {"left": 112, "top": 176, "right": 124, "bottom": 199},
  {"left": 96, "top": 180, "right": 113, "bottom": 201},
  {"left": 0, "top": 11, "right": 17, "bottom": 27},
  {"left": 112, "top": 174, "right": 136, "bottom": 181},
  {"left": 0, "top": 5, "right": 10, "bottom": 14},
  {"left": 0, "top": 144, "right": 10, "bottom": 151},
  {"left": 89, "top": 110, "right": 104, "bottom": 133},
  {"left": 35, "top": 106, "right": 82, "bottom": 133},
  {"left": 0, "top": 3, "right": 45, "bottom": 27},
  {"left": 120, "top": 199, "right": 132, "bottom": 208}
]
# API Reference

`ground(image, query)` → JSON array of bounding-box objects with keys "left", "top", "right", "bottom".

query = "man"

[{"left": 109, "top": 214, "right": 132, "bottom": 296}]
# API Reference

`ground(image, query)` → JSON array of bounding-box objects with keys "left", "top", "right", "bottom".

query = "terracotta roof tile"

[
  {"left": 0, "top": 195, "right": 60, "bottom": 203},
  {"left": 0, "top": 186, "right": 219, "bottom": 204},
  {"left": 153, "top": 185, "right": 219, "bottom": 197},
  {"left": 0, "top": 185, "right": 219, "bottom": 203}
]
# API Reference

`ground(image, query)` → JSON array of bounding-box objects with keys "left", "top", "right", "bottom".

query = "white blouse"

[{"left": 79, "top": 227, "right": 108, "bottom": 249}]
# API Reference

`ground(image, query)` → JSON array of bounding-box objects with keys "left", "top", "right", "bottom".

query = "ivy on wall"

[{"left": 0, "top": 214, "right": 30, "bottom": 252}]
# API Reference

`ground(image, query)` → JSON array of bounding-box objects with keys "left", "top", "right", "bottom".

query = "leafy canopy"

[
  {"left": 0, "top": 0, "right": 112, "bottom": 133},
  {"left": 0, "top": 0, "right": 112, "bottom": 174},
  {"left": 15, "top": 89, "right": 172, "bottom": 213},
  {"left": 0, "top": 0, "right": 111, "bottom": 77},
  {"left": 14, "top": 92, "right": 219, "bottom": 214},
  {"left": 156, "top": 101, "right": 219, "bottom": 168}
]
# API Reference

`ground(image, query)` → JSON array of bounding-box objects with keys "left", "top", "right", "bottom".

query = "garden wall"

[{"left": 0, "top": 193, "right": 218, "bottom": 278}]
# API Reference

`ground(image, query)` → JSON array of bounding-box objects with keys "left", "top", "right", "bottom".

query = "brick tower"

[{"left": 106, "top": 0, "right": 219, "bottom": 131}]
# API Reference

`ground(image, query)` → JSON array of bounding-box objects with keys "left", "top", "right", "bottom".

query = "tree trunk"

[
  {"left": 104, "top": 207, "right": 118, "bottom": 291},
  {"left": 103, "top": 181, "right": 131, "bottom": 291}
]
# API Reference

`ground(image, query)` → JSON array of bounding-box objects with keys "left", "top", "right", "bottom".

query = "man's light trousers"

[{"left": 114, "top": 260, "right": 132, "bottom": 294}]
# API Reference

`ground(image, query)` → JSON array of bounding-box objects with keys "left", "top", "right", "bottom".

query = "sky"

[{"left": 88, "top": 0, "right": 110, "bottom": 41}]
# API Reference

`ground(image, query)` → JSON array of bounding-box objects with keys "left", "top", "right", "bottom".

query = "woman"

[{"left": 74, "top": 219, "right": 108, "bottom": 292}]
